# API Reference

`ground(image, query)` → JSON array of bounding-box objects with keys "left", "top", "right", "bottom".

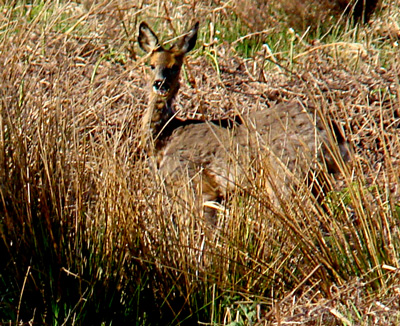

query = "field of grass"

[{"left": 0, "top": 0, "right": 399, "bottom": 325}]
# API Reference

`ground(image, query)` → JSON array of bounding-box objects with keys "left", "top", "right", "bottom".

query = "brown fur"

[{"left": 138, "top": 21, "right": 349, "bottom": 220}]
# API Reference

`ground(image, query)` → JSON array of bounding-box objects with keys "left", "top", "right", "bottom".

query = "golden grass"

[{"left": 0, "top": 0, "right": 399, "bottom": 325}]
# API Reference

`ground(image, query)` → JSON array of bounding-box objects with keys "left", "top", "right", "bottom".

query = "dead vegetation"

[
  {"left": 233, "top": 0, "right": 381, "bottom": 33},
  {"left": 0, "top": 0, "right": 399, "bottom": 325}
]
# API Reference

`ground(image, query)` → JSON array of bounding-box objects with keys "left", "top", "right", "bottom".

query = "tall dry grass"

[{"left": 0, "top": 0, "right": 399, "bottom": 325}]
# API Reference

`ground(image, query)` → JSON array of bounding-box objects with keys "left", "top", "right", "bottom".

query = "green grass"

[{"left": 1, "top": 0, "right": 400, "bottom": 325}]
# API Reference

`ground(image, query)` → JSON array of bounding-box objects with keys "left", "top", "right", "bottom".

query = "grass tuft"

[{"left": 1, "top": 0, "right": 399, "bottom": 325}]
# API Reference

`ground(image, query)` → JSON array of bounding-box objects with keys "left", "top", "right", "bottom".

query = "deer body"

[{"left": 138, "top": 22, "right": 349, "bottom": 218}]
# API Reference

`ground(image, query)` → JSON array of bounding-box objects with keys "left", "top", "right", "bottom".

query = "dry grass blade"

[{"left": 0, "top": 0, "right": 399, "bottom": 325}]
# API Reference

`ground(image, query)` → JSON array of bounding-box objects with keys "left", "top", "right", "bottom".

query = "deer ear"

[
  {"left": 176, "top": 22, "right": 199, "bottom": 54},
  {"left": 138, "top": 22, "right": 159, "bottom": 53}
]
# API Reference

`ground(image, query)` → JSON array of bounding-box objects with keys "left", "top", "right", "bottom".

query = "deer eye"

[{"left": 150, "top": 64, "right": 155, "bottom": 70}]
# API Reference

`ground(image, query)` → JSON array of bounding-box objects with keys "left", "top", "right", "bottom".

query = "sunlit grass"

[{"left": 0, "top": 0, "right": 399, "bottom": 325}]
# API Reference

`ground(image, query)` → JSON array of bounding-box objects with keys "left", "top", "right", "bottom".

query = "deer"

[{"left": 138, "top": 21, "right": 350, "bottom": 221}]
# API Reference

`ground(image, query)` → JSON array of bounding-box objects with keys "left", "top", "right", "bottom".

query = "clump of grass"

[
  {"left": 268, "top": 0, "right": 381, "bottom": 34},
  {"left": 1, "top": 0, "right": 400, "bottom": 325}
]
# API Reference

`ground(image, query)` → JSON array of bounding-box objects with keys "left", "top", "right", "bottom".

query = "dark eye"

[{"left": 150, "top": 64, "right": 155, "bottom": 70}]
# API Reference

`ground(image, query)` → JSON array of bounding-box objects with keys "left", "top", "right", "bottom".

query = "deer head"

[
  {"left": 138, "top": 22, "right": 199, "bottom": 143},
  {"left": 138, "top": 21, "right": 199, "bottom": 113}
]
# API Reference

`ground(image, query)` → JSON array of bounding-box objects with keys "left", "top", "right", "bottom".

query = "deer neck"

[{"left": 142, "top": 85, "right": 179, "bottom": 148}]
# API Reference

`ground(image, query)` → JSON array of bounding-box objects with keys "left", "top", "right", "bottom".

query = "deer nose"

[
  {"left": 153, "top": 79, "right": 169, "bottom": 95},
  {"left": 153, "top": 80, "right": 164, "bottom": 89}
]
